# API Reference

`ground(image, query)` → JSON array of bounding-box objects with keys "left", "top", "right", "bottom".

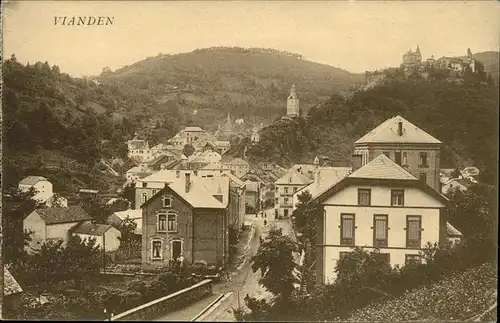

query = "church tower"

[{"left": 286, "top": 85, "right": 300, "bottom": 117}]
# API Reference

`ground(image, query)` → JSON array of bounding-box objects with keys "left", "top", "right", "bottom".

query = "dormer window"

[
  {"left": 142, "top": 182, "right": 147, "bottom": 188},
  {"left": 163, "top": 196, "right": 172, "bottom": 207}
]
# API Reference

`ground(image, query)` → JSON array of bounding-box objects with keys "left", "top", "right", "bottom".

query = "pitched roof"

[
  {"left": 225, "top": 158, "right": 249, "bottom": 166},
  {"left": 185, "top": 126, "right": 204, "bottom": 132},
  {"left": 313, "top": 155, "right": 449, "bottom": 205},
  {"left": 223, "top": 173, "right": 246, "bottom": 188},
  {"left": 113, "top": 209, "right": 142, "bottom": 220},
  {"left": 296, "top": 167, "right": 352, "bottom": 199},
  {"left": 33, "top": 206, "right": 92, "bottom": 224},
  {"left": 275, "top": 168, "right": 314, "bottom": 185},
  {"left": 447, "top": 222, "right": 463, "bottom": 237},
  {"left": 72, "top": 221, "right": 117, "bottom": 236},
  {"left": 141, "top": 174, "right": 230, "bottom": 209},
  {"left": 79, "top": 189, "right": 99, "bottom": 194},
  {"left": 349, "top": 154, "right": 418, "bottom": 181},
  {"left": 4, "top": 267, "right": 23, "bottom": 296},
  {"left": 355, "top": 115, "right": 441, "bottom": 144},
  {"left": 203, "top": 163, "right": 230, "bottom": 170},
  {"left": 443, "top": 178, "right": 474, "bottom": 189},
  {"left": 19, "top": 176, "right": 48, "bottom": 186}
]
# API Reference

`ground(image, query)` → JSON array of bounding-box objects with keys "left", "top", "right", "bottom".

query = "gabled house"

[
  {"left": 354, "top": 115, "right": 442, "bottom": 193},
  {"left": 72, "top": 221, "right": 122, "bottom": 252},
  {"left": 223, "top": 173, "right": 247, "bottom": 230},
  {"left": 141, "top": 173, "right": 230, "bottom": 268},
  {"left": 148, "top": 154, "right": 179, "bottom": 171},
  {"left": 311, "top": 154, "right": 455, "bottom": 283},
  {"left": 274, "top": 168, "right": 313, "bottom": 218},
  {"left": 18, "top": 176, "right": 68, "bottom": 208},
  {"left": 23, "top": 206, "right": 92, "bottom": 253}
]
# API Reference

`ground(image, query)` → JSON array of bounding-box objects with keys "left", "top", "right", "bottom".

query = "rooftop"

[
  {"left": 4, "top": 266, "right": 23, "bottom": 296},
  {"left": 349, "top": 154, "right": 418, "bottom": 181},
  {"left": 32, "top": 205, "right": 92, "bottom": 225},
  {"left": 72, "top": 221, "right": 115, "bottom": 236},
  {"left": 275, "top": 168, "right": 314, "bottom": 185},
  {"left": 296, "top": 167, "right": 352, "bottom": 199},
  {"left": 355, "top": 115, "right": 441, "bottom": 145},
  {"left": 184, "top": 126, "right": 204, "bottom": 132},
  {"left": 19, "top": 176, "right": 48, "bottom": 186},
  {"left": 142, "top": 173, "right": 230, "bottom": 209},
  {"left": 447, "top": 222, "right": 463, "bottom": 237}
]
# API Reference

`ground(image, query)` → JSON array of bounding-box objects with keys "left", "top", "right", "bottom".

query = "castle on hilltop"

[{"left": 365, "top": 46, "right": 486, "bottom": 85}]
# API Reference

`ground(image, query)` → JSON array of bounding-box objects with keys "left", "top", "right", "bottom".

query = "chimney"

[
  {"left": 185, "top": 173, "right": 191, "bottom": 193},
  {"left": 398, "top": 121, "right": 403, "bottom": 136},
  {"left": 352, "top": 154, "right": 363, "bottom": 171},
  {"left": 176, "top": 170, "right": 180, "bottom": 178}
]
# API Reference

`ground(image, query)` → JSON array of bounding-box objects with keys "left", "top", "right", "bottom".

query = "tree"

[
  {"left": 120, "top": 182, "right": 136, "bottom": 209},
  {"left": 63, "top": 235, "right": 102, "bottom": 289},
  {"left": 292, "top": 190, "right": 322, "bottom": 245},
  {"left": 250, "top": 227, "right": 299, "bottom": 301},
  {"left": 2, "top": 188, "right": 40, "bottom": 262},
  {"left": 182, "top": 144, "right": 195, "bottom": 157}
]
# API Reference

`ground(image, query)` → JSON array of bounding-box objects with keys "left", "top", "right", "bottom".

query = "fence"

[{"left": 110, "top": 279, "right": 213, "bottom": 321}]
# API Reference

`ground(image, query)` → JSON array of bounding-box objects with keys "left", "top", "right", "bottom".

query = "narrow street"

[
  {"left": 200, "top": 210, "right": 294, "bottom": 322},
  {"left": 152, "top": 210, "right": 296, "bottom": 322}
]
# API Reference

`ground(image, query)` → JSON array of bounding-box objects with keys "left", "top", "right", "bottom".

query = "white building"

[
  {"left": 311, "top": 154, "right": 454, "bottom": 284},
  {"left": 127, "top": 139, "right": 153, "bottom": 163},
  {"left": 286, "top": 85, "right": 300, "bottom": 117},
  {"left": 274, "top": 168, "right": 313, "bottom": 218},
  {"left": 18, "top": 176, "right": 68, "bottom": 208},
  {"left": 72, "top": 221, "right": 122, "bottom": 252}
]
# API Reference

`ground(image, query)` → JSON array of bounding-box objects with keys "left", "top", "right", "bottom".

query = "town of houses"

[{"left": 8, "top": 85, "right": 482, "bottom": 313}]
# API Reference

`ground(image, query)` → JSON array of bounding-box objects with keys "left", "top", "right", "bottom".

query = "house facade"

[
  {"left": 141, "top": 173, "right": 230, "bottom": 268},
  {"left": 312, "top": 155, "right": 451, "bottom": 284},
  {"left": 18, "top": 176, "right": 68, "bottom": 208},
  {"left": 72, "top": 222, "right": 122, "bottom": 252},
  {"left": 222, "top": 158, "right": 250, "bottom": 178},
  {"left": 23, "top": 206, "right": 92, "bottom": 253},
  {"left": 353, "top": 115, "right": 442, "bottom": 193},
  {"left": 274, "top": 168, "right": 313, "bottom": 218}
]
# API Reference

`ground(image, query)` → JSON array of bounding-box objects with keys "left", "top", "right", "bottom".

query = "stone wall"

[{"left": 110, "top": 279, "right": 213, "bottom": 321}]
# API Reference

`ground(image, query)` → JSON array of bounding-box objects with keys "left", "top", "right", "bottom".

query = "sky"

[{"left": 3, "top": 1, "right": 500, "bottom": 77}]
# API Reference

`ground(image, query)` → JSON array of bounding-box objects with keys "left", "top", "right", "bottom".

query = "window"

[
  {"left": 142, "top": 182, "right": 147, "bottom": 188},
  {"left": 406, "top": 215, "right": 422, "bottom": 248},
  {"left": 405, "top": 254, "right": 422, "bottom": 265},
  {"left": 358, "top": 189, "right": 371, "bottom": 206},
  {"left": 151, "top": 240, "right": 162, "bottom": 260},
  {"left": 167, "top": 214, "right": 177, "bottom": 232},
  {"left": 340, "top": 214, "right": 355, "bottom": 246},
  {"left": 391, "top": 189, "right": 404, "bottom": 206},
  {"left": 419, "top": 173, "right": 427, "bottom": 184},
  {"left": 171, "top": 240, "right": 182, "bottom": 260},
  {"left": 152, "top": 189, "right": 158, "bottom": 196},
  {"left": 395, "top": 151, "right": 402, "bottom": 165},
  {"left": 419, "top": 152, "right": 428, "bottom": 167},
  {"left": 293, "top": 187, "right": 298, "bottom": 193},
  {"left": 402, "top": 152, "right": 408, "bottom": 165},
  {"left": 158, "top": 213, "right": 167, "bottom": 232},
  {"left": 373, "top": 215, "right": 388, "bottom": 247},
  {"left": 383, "top": 152, "right": 390, "bottom": 158},
  {"left": 275, "top": 186, "right": 279, "bottom": 192},
  {"left": 275, "top": 197, "right": 279, "bottom": 204},
  {"left": 284, "top": 198, "right": 289, "bottom": 205},
  {"left": 284, "top": 187, "right": 289, "bottom": 194},
  {"left": 163, "top": 196, "right": 172, "bottom": 207},
  {"left": 142, "top": 193, "right": 148, "bottom": 203}
]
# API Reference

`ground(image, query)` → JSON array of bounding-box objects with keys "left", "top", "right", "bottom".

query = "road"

[
  {"left": 152, "top": 211, "right": 296, "bottom": 322},
  {"left": 200, "top": 211, "right": 294, "bottom": 322}
]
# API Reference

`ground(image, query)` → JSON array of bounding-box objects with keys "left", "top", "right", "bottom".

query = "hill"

[
  {"left": 2, "top": 55, "right": 141, "bottom": 197},
  {"left": 97, "top": 47, "right": 365, "bottom": 129},
  {"left": 346, "top": 263, "right": 497, "bottom": 322},
  {"left": 242, "top": 78, "right": 498, "bottom": 183}
]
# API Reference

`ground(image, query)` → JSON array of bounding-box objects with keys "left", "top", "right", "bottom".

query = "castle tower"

[
  {"left": 415, "top": 45, "right": 422, "bottom": 62},
  {"left": 225, "top": 111, "right": 232, "bottom": 132},
  {"left": 286, "top": 85, "right": 300, "bottom": 117}
]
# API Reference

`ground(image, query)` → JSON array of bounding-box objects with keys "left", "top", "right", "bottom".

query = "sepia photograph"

[{"left": 1, "top": 0, "right": 498, "bottom": 321}]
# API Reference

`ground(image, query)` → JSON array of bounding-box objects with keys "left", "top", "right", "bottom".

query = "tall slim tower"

[{"left": 286, "top": 85, "right": 300, "bottom": 117}]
